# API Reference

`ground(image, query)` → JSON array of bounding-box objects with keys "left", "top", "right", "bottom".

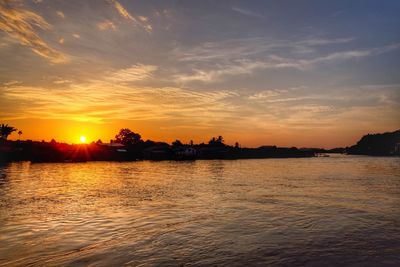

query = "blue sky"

[{"left": 0, "top": 0, "right": 399, "bottom": 147}]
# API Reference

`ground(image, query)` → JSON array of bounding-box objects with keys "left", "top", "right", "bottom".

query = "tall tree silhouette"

[
  {"left": 172, "top": 140, "right": 183, "bottom": 147},
  {"left": 115, "top": 128, "right": 142, "bottom": 145},
  {"left": 208, "top": 135, "right": 225, "bottom": 146},
  {"left": 0, "top": 124, "right": 17, "bottom": 140}
]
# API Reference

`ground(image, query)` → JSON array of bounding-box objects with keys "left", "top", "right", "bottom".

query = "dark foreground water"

[{"left": 0, "top": 155, "right": 399, "bottom": 266}]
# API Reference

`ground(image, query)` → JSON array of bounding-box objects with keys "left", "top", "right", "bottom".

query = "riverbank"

[{"left": 0, "top": 140, "right": 315, "bottom": 163}]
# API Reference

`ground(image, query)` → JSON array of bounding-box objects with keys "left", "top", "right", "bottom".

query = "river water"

[{"left": 0, "top": 155, "right": 399, "bottom": 266}]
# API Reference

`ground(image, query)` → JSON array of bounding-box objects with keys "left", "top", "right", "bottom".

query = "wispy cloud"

[
  {"left": 173, "top": 38, "right": 400, "bottom": 83},
  {"left": 98, "top": 20, "right": 116, "bottom": 31},
  {"left": 56, "top": 11, "right": 65, "bottom": 19},
  {"left": 0, "top": 0, "right": 67, "bottom": 63},
  {"left": 110, "top": 0, "right": 152, "bottom": 32},
  {"left": 111, "top": 0, "right": 135, "bottom": 21},
  {"left": 248, "top": 86, "right": 307, "bottom": 101},
  {"left": 299, "top": 37, "right": 354, "bottom": 46},
  {"left": 267, "top": 43, "right": 400, "bottom": 70},
  {"left": 175, "top": 60, "right": 267, "bottom": 83},
  {"left": 174, "top": 37, "right": 273, "bottom": 62},
  {"left": 0, "top": 81, "right": 237, "bottom": 125},
  {"left": 232, "top": 6, "right": 264, "bottom": 18},
  {"left": 174, "top": 37, "right": 355, "bottom": 62},
  {"left": 3, "top": 80, "right": 22, "bottom": 86},
  {"left": 53, "top": 79, "right": 72, "bottom": 85},
  {"left": 248, "top": 90, "right": 281, "bottom": 100},
  {"left": 107, "top": 64, "right": 158, "bottom": 83}
]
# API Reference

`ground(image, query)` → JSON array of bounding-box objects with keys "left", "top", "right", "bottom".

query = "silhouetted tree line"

[
  {"left": 0, "top": 125, "right": 329, "bottom": 163},
  {"left": 347, "top": 129, "right": 400, "bottom": 156}
]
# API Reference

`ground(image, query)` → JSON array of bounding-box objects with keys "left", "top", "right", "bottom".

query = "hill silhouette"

[{"left": 347, "top": 129, "right": 400, "bottom": 156}]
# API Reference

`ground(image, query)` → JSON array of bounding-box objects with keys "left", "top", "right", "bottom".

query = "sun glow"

[{"left": 79, "top": 135, "right": 87, "bottom": 143}]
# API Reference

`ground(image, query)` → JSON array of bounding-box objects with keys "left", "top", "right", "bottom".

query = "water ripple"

[{"left": 0, "top": 157, "right": 399, "bottom": 266}]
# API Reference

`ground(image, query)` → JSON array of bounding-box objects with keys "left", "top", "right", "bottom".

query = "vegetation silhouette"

[
  {"left": 115, "top": 128, "right": 142, "bottom": 145},
  {"left": 1, "top": 123, "right": 398, "bottom": 163},
  {"left": 172, "top": 140, "right": 183, "bottom": 147},
  {"left": 347, "top": 129, "right": 400, "bottom": 156},
  {"left": 208, "top": 136, "right": 224, "bottom": 146},
  {"left": 0, "top": 124, "right": 17, "bottom": 140}
]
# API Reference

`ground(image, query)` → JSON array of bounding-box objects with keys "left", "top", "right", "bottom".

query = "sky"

[{"left": 0, "top": 0, "right": 399, "bottom": 148}]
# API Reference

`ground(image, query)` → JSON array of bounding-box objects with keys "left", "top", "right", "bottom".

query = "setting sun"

[{"left": 79, "top": 136, "right": 87, "bottom": 143}]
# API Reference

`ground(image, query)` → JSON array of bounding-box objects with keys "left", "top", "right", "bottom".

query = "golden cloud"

[
  {"left": 56, "top": 11, "right": 65, "bottom": 19},
  {"left": 0, "top": 1, "right": 67, "bottom": 63},
  {"left": 98, "top": 20, "right": 116, "bottom": 31},
  {"left": 110, "top": 0, "right": 152, "bottom": 32},
  {"left": 111, "top": 0, "right": 135, "bottom": 21},
  {"left": 0, "top": 81, "right": 237, "bottom": 125},
  {"left": 107, "top": 64, "right": 158, "bottom": 82}
]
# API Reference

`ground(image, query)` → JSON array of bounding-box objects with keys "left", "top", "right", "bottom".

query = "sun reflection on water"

[{"left": 0, "top": 157, "right": 399, "bottom": 266}]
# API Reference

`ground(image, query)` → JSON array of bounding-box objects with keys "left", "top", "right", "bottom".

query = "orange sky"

[
  {"left": 4, "top": 118, "right": 396, "bottom": 149},
  {"left": 1, "top": 1, "right": 399, "bottom": 148}
]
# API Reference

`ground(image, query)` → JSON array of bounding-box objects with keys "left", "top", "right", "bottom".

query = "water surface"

[{"left": 1, "top": 155, "right": 399, "bottom": 266}]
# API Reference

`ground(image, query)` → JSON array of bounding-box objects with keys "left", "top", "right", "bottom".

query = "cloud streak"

[
  {"left": 173, "top": 39, "right": 400, "bottom": 83},
  {"left": 175, "top": 60, "right": 267, "bottom": 83},
  {"left": 98, "top": 20, "right": 116, "bottom": 31},
  {"left": 267, "top": 43, "right": 400, "bottom": 70},
  {"left": 0, "top": 81, "right": 237, "bottom": 125},
  {"left": 111, "top": 0, "right": 135, "bottom": 21},
  {"left": 56, "top": 11, "right": 65, "bottom": 19},
  {"left": 107, "top": 64, "right": 158, "bottom": 83},
  {"left": 0, "top": 0, "right": 67, "bottom": 63},
  {"left": 232, "top": 6, "right": 264, "bottom": 18},
  {"left": 174, "top": 37, "right": 355, "bottom": 62},
  {"left": 110, "top": 0, "right": 152, "bottom": 32}
]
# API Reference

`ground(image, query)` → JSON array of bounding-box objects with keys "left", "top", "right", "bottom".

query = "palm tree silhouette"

[
  {"left": 18, "top": 130, "right": 23, "bottom": 140},
  {"left": 0, "top": 124, "right": 17, "bottom": 140}
]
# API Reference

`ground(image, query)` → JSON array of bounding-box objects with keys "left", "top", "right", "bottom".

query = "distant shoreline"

[
  {"left": 0, "top": 139, "right": 316, "bottom": 163},
  {"left": 1, "top": 129, "right": 399, "bottom": 163}
]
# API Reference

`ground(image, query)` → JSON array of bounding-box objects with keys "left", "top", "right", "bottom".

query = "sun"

[{"left": 79, "top": 135, "right": 87, "bottom": 143}]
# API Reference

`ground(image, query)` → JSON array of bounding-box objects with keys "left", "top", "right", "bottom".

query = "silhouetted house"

[
  {"left": 394, "top": 143, "right": 400, "bottom": 155},
  {"left": 97, "top": 142, "right": 126, "bottom": 152},
  {"left": 142, "top": 143, "right": 171, "bottom": 160},
  {"left": 99, "top": 142, "right": 127, "bottom": 152},
  {"left": 175, "top": 147, "right": 197, "bottom": 160},
  {"left": 196, "top": 146, "right": 228, "bottom": 159},
  {"left": 259, "top": 145, "right": 277, "bottom": 149},
  {"left": 101, "top": 143, "right": 125, "bottom": 148}
]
